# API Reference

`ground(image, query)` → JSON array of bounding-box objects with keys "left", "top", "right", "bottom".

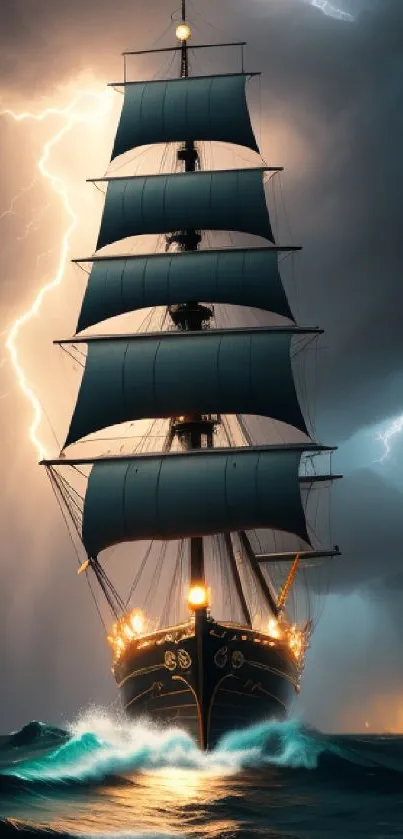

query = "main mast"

[
  {"left": 180, "top": 0, "right": 189, "bottom": 79},
  {"left": 169, "top": 0, "right": 213, "bottom": 606}
]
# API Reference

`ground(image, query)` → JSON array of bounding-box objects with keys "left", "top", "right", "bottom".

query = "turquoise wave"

[{"left": 0, "top": 712, "right": 402, "bottom": 785}]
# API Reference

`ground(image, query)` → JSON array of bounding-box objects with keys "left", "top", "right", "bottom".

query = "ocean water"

[{"left": 0, "top": 711, "right": 402, "bottom": 838}]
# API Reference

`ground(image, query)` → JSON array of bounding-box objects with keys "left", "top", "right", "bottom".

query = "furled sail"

[
  {"left": 82, "top": 446, "right": 312, "bottom": 557},
  {"left": 76, "top": 248, "right": 293, "bottom": 332},
  {"left": 111, "top": 74, "right": 259, "bottom": 160},
  {"left": 63, "top": 327, "right": 313, "bottom": 447},
  {"left": 95, "top": 168, "right": 274, "bottom": 251}
]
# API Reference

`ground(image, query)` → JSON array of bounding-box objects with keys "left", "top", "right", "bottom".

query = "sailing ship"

[{"left": 42, "top": 2, "right": 341, "bottom": 749}]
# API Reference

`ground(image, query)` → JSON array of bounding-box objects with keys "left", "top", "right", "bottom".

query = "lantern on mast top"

[{"left": 175, "top": 21, "right": 191, "bottom": 41}]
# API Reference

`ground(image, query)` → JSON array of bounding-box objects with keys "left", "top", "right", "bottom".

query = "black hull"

[{"left": 113, "top": 615, "right": 299, "bottom": 749}]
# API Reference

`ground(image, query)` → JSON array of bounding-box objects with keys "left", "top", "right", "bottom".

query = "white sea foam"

[{"left": 3, "top": 708, "right": 328, "bottom": 783}]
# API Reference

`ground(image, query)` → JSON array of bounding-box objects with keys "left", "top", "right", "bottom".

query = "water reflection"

[
  {"left": 1, "top": 768, "right": 244, "bottom": 837},
  {"left": 3, "top": 717, "right": 402, "bottom": 838}
]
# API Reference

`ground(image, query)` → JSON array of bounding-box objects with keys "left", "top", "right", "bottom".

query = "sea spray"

[
  {"left": 2, "top": 710, "right": 403, "bottom": 787},
  {"left": 0, "top": 711, "right": 332, "bottom": 784},
  {"left": 217, "top": 717, "right": 326, "bottom": 769}
]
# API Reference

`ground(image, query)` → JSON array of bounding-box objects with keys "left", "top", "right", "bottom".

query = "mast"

[
  {"left": 171, "top": 0, "right": 210, "bottom": 595},
  {"left": 175, "top": 7, "right": 207, "bottom": 736},
  {"left": 181, "top": 0, "right": 189, "bottom": 79}
]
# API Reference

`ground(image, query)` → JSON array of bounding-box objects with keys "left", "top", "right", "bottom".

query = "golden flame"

[
  {"left": 267, "top": 617, "right": 282, "bottom": 640},
  {"left": 130, "top": 611, "right": 145, "bottom": 635},
  {"left": 263, "top": 615, "right": 307, "bottom": 664},
  {"left": 188, "top": 585, "right": 209, "bottom": 610},
  {"left": 287, "top": 625, "right": 305, "bottom": 661},
  {"left": 107, "top": 609, "right": 147, "bottom": 661}
]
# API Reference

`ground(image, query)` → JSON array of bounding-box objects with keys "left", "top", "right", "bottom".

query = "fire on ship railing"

[
  {"left": 265, "top": 616, "right": 307, "bottom": 662},
  {"left": 107, "top": 609, "right": 148, "bottom": 659},
  {"left": 107, "top": 593, "right": 308, "bottom": 665}
]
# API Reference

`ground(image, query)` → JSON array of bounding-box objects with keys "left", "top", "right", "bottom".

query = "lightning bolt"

[
  {"left": 376, "top": 416, "right": 403, "bottom": 463},
  {"left": 0, "top": 178, "right": 38, "bottom": 223},
  {"left": 16, "top": 203, "right": 52, "bottom": 243},
  {"left": 309, "top": 0, "right": 354, "bottom": 20},
  {"left": 0, "top": 88, "right": 112, "bottom": 461}
]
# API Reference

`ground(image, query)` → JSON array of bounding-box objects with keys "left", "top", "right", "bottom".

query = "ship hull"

[{"left": 113, "top": 616, "right": 299, "bottom": 749}]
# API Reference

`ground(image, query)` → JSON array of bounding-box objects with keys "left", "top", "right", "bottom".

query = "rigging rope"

[
  {"left": 160, "top": 540, "right": 186, "bottom": 627},
  {"left": 145, "top": 542, "right": 167, "bottom": 612},
  {"left": 46, "top": 466, "right": 110, "bottom": 632},
  {"left": 125, "top": 540, "right": 155, "bottom": 609}
]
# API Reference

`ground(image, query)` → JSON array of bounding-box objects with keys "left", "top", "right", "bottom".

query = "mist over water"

[{"left": 0, "top": 710, "right": 402, "bottom": 838}]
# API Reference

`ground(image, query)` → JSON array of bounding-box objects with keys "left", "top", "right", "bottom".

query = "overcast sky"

[{"left": 0, "top": 0, "right": 402, "bottom": 735}]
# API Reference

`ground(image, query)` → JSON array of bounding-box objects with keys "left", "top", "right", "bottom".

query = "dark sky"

[{"left": 0, "top": 0, "right": 402, "bottom": 734}]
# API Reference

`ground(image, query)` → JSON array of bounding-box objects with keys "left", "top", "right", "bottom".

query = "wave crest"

[{"left": 1, "top": 711, "right": 402, "bottom": 786}]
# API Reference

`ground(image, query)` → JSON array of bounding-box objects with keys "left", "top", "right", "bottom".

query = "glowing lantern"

[
  {"left": 175, "top": 22, "right": 191, "bottom": 41},
  {"left": 188, "top": 584, "right": 209, "bottom": 610}
]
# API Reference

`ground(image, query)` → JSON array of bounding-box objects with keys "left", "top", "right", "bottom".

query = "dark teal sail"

[
  {"left": 111, "top": 74, "right": 259, "bottom": 160},
  {"left": 82, "top": 446, "right": 311, "bottom": 557},
  {"left": 95, "top": 169, "right": 274, "bottom": 251},
  {"left": 63, "top": 328, "right": 311, "bottom": 447},
  {"left": 76, "top": 248, "right": 293, "bottom": 332}
]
